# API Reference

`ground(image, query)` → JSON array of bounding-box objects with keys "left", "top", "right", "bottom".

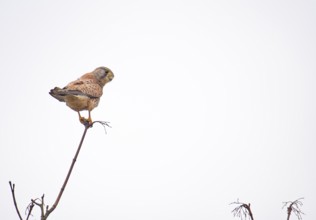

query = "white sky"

[{"left": 0, "top": 0, "right": 315, "bottom": 219}]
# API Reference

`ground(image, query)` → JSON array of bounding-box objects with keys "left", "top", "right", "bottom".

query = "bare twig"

[
  {"left": 9, "top": 181, "right": 23, "bottom": 220},
  {"left": 283, "top": 198, "right": 304, "bottom": 220},
  {"left": 91, "top": 120, "right": 111, "bottom": 134},
  {"left": 230, "top": 199, "right": 254, "bottom": 220}
]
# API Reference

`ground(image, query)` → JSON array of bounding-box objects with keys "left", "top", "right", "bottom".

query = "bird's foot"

[
  {"left": 87, "top": 117, "right": 93, "bottom": 127},
  {"left": 79, "top": 117, "right": 93, "bottom": 127},
  {"left": 79, "top": 116, "right": 86, "bottom": 124}
]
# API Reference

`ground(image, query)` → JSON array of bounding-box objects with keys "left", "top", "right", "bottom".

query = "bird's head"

[{"left": 93, "top": 66, "right": 114, "bottom": 87}]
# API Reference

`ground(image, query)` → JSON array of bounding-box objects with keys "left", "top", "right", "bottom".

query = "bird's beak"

[{"left": 108, "top": 73, "right": 114, "bottom": 81}]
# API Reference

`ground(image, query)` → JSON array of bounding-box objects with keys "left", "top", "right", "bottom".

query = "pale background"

[{"left": 0, "top": 0, "right": 315, "bottom": 220}]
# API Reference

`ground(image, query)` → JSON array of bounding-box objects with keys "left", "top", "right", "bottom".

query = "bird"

[{"left": 49, "top": 66, "right": 114, "bottom": 125}]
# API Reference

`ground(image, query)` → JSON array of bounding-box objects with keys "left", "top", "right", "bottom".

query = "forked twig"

[{"left": 9, "top": 181, "right": 23, "bottom": 220}]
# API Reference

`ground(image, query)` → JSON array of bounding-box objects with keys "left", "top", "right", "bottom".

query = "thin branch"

[
  {"left": 9, "top": 181, "right": 23, "bottom": 220},
  {"left": 30, "top": 198, "right": 41, "bottom": 207},
  {"left": 25, "top": 202, "right": 34, "bottom": 220},
  {"left": 44, "top": 124, "right": 90, "bottom": 219}
]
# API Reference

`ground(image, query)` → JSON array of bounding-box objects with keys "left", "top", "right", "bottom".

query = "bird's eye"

[{"left": 100, "top": 70, "right": 109, "bottom": 79}]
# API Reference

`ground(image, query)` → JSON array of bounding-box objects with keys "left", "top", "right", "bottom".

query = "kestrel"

[{"left": 49, "top": 66, "right": 114, "bottom": 125}]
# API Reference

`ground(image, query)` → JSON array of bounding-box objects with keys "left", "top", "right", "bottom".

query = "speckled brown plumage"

[{"left": 49, "top": 66, "right": 114, "bottom": 124}]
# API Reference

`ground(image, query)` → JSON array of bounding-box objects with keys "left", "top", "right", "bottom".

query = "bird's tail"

[{"left": 49, "top": 87, "right": 66, "bottom": 102}]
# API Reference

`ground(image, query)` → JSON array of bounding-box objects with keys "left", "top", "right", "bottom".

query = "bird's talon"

[
  {"left": 88, "top": 118, "right": 93, "bottom": 124},
  {"left": 79, "top": 116, "right": 86, "bottom": 124},
  {"left": 87, "top": 118, "right": 93, "bottom": 127},
  {"left": 79, "top": 117, "right": 93, "bottom": 127}
]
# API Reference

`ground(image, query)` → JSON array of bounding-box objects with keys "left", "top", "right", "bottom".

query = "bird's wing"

[
  {"left": 55, "top": 89, "right": 99, "bottom": 98},
  {"left": 65, "top": 77, "right": 103, "bottom": 98}
]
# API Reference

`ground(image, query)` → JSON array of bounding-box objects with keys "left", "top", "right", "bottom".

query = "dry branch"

[
  {"left": 283, "top": 197, "right": 304, "bottom": 220},
  {"left": 230, "top": 199, "right": 254, "bottom": 220}
]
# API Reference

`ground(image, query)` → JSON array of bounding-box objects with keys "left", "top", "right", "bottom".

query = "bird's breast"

[{"left": 64, "top": 95, "right": 99, "bottom": 111}]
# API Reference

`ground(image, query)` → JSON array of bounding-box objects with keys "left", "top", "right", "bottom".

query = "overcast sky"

[{"left": 0, "top": 0, "right": 315, "bottom": 220}]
